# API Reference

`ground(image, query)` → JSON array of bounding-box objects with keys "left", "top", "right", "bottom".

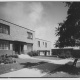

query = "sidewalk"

[
  {"left": 32, "top": 57, "right": 74, "bottom": 64},
  {"left": 0, "top": 56, "right": 76, "bottom": 77},
  {"left": 0, "top": 68, "right": 47, "bottom": 77},
  {"left": 18, "top": 54, "right": 75, "bottom": 64}
]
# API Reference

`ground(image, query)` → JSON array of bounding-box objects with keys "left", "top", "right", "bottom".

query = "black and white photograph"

[{"left": 0, "top": 0, "right": 80, "bottom": 78}]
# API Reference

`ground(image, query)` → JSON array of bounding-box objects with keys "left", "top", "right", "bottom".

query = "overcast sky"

[{"left": 0, "top": 1, "right": 68, "bottom": 48}]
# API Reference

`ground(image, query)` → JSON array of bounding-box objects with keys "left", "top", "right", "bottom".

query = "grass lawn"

[
  {"left": 0, "top": 57, "right": 80, "bottom": 77},
  {"left": 0, "top": 63, "right": 22, "bottom": 75},
  {"left": 0, "top": 58, "right": 44, "bottom": 75},
  {"left": 43, "top": 62, "right": 80, "bottom": 77},
  {"left": 0, "top": 57, "right": 63, "bottom": 75},
  {"left": 17, "top": 59, "right": 80, "bottom": 77}
]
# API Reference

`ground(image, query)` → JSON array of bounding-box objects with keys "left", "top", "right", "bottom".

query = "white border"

[
  {"left": 0, "top": 0, "right": 80, "bottom": 80},
  {"left": 0, "top": 0, "right": 79, "bottom": 2}
]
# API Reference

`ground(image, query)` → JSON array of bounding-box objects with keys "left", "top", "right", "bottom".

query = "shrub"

[
  {"left": 4, "top": 57, "right": 13, "bottom": 64},
  {"left": 58, "top": 50, "right": 72, "bottom": 58},
  {"left": 65, "top": 51, "right": 72, "bottom": 58},
  {"left": 58, "top": 53, "right": 66, "bottom": 58},
  {"left": 9, "top": 54, "right": 18, "bottom": 58},
  {"left": 72, "top": 50, "right": 80, "bottom": 58},
  {"left": 0, "top": 54, "right": 16, "bottom": 64},
  {"left": 27, "top": 51, "right": 39, "bottom": 57}
]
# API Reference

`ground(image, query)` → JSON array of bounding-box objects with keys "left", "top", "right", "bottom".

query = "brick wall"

[{"left": 0, "top": 50, "right": 13, "bottom": 56}]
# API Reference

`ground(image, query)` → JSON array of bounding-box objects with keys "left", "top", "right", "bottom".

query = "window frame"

[
  {"left": 45, "top": 42, "right": 47, "bottom": 48},
  {"left": 27, "top": 32, "right": 33, "bottom": 39},
  {"left": 0, "top": 40, "right": 10, "bottom": 50},
  {"left": 38, "top": 41, "right": 40, "bottom": 47},
  {"left": 0, "top": 23, "right": 10, "bottom": 35}
]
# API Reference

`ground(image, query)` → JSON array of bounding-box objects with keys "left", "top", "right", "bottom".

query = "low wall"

[
  {"left": 52, "top": 48, "right": 80, "bottom": 58},
  {"left": 0, "top": 50, "right": 13, "bottom": 56},
  {"left": 52, "top": 49, "right": 73, "bottom": 55},
  {"left": 24, "top": 50, "right": 28, "bottom": 54},
  {"left": 72, "top": 49, "right": 80, "bottom": 58}
]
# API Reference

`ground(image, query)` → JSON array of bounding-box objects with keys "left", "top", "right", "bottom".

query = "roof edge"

[
  {"left": 0, "top": 19, "right": 35, "bottom": 32},
  {"left": 35, "top": 38, "right": 51, "bottom": 42}
]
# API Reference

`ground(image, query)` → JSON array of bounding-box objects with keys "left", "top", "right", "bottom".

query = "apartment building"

[
  {"left": 33, "top": 38, "right": 51, "bottom": 56},
  {"left": 0, "top": 19, "right": 52, "bottom": 56},
  {"left": 0, "top": 19, "right": 35, "bottom": 56}
]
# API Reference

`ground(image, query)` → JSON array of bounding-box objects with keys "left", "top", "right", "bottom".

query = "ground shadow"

[
  {"left": 49, "top": 62, "right": 80, "bottom": 75},
  {"left": 33, "top": 62, "right": 62, "bottom": 74},
  {"left": 20, "top": 61, "right": 62, "bottom": 73},
  {"left": 20, "top": 61, "right": 80, "bottom": 75},
  {"left": 20, "top": 61, "right": 47, "bottom": 68}
]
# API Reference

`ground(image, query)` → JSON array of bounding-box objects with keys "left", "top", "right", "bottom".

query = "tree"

[{"left": 55, "top": 2, "right": 80, "bottom": 67}]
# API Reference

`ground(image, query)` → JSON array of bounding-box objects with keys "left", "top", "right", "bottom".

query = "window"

[
  {"left": 38, "top": 41, "right": 40, "bottom": 47},
  {"left": 0, "top": 23, "right": 10, "bottom": 35},
  {"left": 0, "top": 40, "right": 9, "bottom": 50},
  {"left": 45, "top": 42, "right": 47, "bottom": 48},
  {"left": 27, "top": 32, "right": 33, "bottom": 39}
]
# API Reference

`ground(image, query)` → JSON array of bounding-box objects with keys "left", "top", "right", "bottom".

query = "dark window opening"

[
  {"left": 0, "top": 40, "right": 9, "bottom": 50},
  {"left": 38, "top": 41, "right": 40, "bottom": 47},
  {"left": 45, "top": 42, "right": 47, "bottom": 48},
  {"left": 27, "top": 32, "right": 33, "bottom": 39},
  {"left": 0, "top": 23, "right": 10, "bottom": 35}
]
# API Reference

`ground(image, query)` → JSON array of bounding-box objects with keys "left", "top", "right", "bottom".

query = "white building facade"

[{"left": 33, "top": 38, "right": 51, "bottom": 56}]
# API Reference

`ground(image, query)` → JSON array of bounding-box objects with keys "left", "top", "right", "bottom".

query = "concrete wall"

[
  {"left": 0, "top": 50, "right": 13, "bottom": 56},
  {"left": 27, "top": 44, "right": 33, "bottom": 52},
  {"left": 23, "top": 44, "right": 28, "bottom": 54},
  {"left": 33, "top": 38, "right": 51, "bottom": 50},
  {"left": 23, "top": 43, "right": 33, "bottom": 54},
  {"left": 0, "top": 19, "right": 35, "bottom": 44}
]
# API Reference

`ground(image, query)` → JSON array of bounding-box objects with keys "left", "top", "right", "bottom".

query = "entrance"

[{"left": 13, "top": 42, "right": 24, "bottom": 54}]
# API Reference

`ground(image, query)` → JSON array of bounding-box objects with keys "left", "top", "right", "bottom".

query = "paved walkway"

[
  {"left": 0, "top": 68, "right": 47, "bottom": 77},
  {"left": 32, "top": 57, "right": 74, "bottom": 64},
  {"left": 18, "top": 54, "right": 75, "bottom": 64},
  {"left": 0, "top": 56, "right": 79, "bottom": 77}
]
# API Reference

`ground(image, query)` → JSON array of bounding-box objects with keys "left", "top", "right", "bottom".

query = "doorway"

[{"left": 13, "top": 42, "right": 24, "bottom": 54}]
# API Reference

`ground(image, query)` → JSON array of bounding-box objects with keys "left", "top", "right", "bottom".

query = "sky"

[{"left": 0, "top": 1, "right": 69, "bottom": 48}]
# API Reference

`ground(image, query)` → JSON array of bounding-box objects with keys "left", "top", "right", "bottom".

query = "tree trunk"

[{"left": 72, "top": 58, "right": 78, "bottom": 67}]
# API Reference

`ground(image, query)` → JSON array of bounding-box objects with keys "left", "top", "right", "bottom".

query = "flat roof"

[
  {"left": 35, "top": 38, "right": 51, "bottom": 42},
  {"left": 0, "top": 19, "right": 35, "bottom": 32}
]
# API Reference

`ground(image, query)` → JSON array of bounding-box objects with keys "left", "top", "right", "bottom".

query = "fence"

[{"left": 51, "top": 48, "right": 80, "bottom": 58}]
